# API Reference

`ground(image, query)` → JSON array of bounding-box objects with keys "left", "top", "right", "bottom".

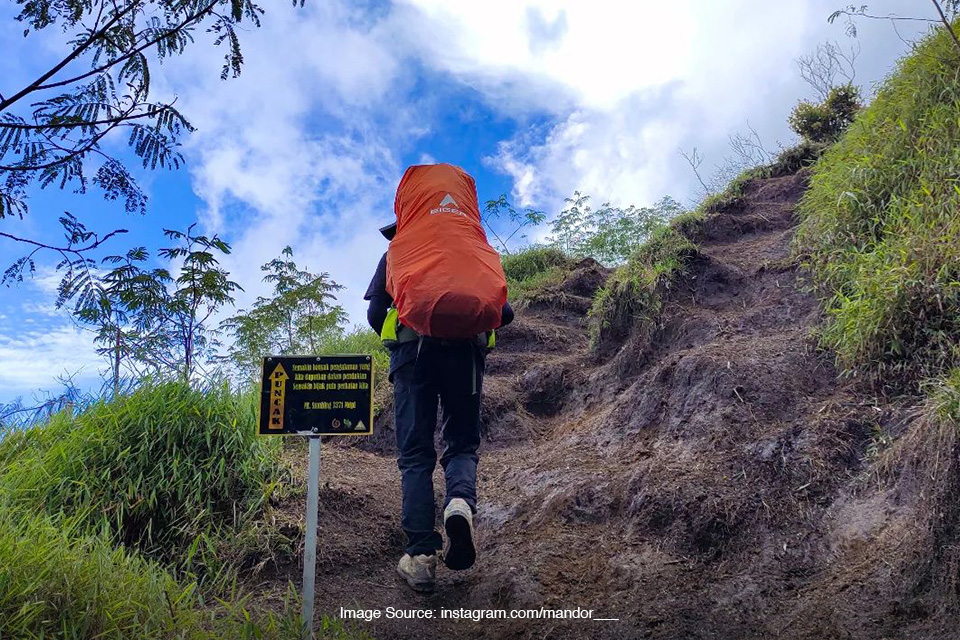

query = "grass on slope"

[
  {"left": 502, "top": 246, "right": 577, "bottom": 304},
  {"left": 0, "top": 380, "right": 372, "bottom": 639},
  {"left": 588, "top": 217, "right": 701, "bottom": 351},
  {"left": 587, "top": 140, "right": 825, "bottom": 353},
  {"left": 315, "top": 327, "right": 390, "bottom": 415},
  {"left": 795, "top": 22, "right": 960, "bottom": 389},
  {"left": 0, "top": 381, "right": 285, "bottom": 577},
  {"left": 0, "top": 510, "right": 311, "bottom": 639}
]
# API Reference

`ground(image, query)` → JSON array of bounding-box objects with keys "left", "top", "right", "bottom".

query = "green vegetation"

[
  {"left": 0, "top": 510, "right": 305, "bottom": 639},
  {"left": 584, "top": 134, "right": 830, "bottom": 354},
  {"left": 483, "top": 195, "right": 547, "bottom": 253},
  {"left": 795, "top": 21, "right": 960, "bottom": 388},
  {"left": 548, "top": 193, "right": 683, "bottom": 265},
  {"left": 314, "top": 327, "right": 390, "bottom": 414},
  {"left": 2, "top": 0, "right": 302, "bottom": 284},
  {"left": 61, "top": 225, "right": 240, "bottom": 389},
  {"left": 502, "top": 246, "right": 577, "bottom": 304},
  {"left": 931, "top": 368, "right": 960, "bottom": 423},
  {"left": 584, "top": 133, "right": 832, "bottom": 353},
  {"left": 589, "top": 215, "right": 702, "bottom": 350},
  {"left": 0, "top": 381, "right": 285, "bottom": 574},
  {"left": 788, "top": 84, "right": 862, "bottom": 143},
  {"left": 222, "top": 246, "right": 347, "bottom": 381},
  {"left": 699, "top": 141, "right": 827, "bottom": 215},
  {"left": 0, "top": 381, "right": 371, "bottom": 638}
]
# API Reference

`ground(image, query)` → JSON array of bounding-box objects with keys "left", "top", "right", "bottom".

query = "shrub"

[
  {"left": 312, "top": 327, "right": 390, "bottom": 413},
  {"left": 795, "top": 22, "right": 960, "bottom": 388},
  {"left": 763, "top": 140, "right": 829, "bottom": 177},
  {"left": 502, "top": 246, "right": 576, "bottom": 303},
  {"left": 0, "top": 381, "right": 286, "bottom": 572},
  {"left": 788, "top": 83, "right": 862, "bottom": 143}
]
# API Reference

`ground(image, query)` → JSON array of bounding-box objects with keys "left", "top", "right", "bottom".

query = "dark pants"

[{"left": 391, "top": 340, "right": 483, "bottom": 556}]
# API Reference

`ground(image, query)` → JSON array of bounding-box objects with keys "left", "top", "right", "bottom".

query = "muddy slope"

[{"left": 256, "top": 172, "right": 947, "bottom": 639}]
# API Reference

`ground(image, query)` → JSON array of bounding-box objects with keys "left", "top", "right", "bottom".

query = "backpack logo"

[
  {"left": 430, "top": 193, "right": 465, "bottom": 217},
  {"left": 439, "top": 194, "right": 457, "bottom": 207}
]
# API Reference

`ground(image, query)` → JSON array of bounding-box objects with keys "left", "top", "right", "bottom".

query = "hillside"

[
  {"left": 3, "top": 15, "right": 959, "bottom": 640},
  {"left": 255, "top": 166, "right": 953, "bottom": 639}
]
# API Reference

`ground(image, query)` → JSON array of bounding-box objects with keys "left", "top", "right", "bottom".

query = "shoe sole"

[
  {"left": 443, "top": 513, "right": 476, "bottom": 571},
  {"left": 396, "top": 566, "right": 435, "bottom": 593}
]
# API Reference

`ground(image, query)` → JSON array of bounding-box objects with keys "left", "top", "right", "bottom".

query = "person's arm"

[
  {"left": 500, "top": 301, "right": 514, "bottom": 327},
  {"left": 367, "top": 295, "right": 390, "bottom": 335},
  {"left": 363, "top": 253, "right": 391, "bottom": 335}
]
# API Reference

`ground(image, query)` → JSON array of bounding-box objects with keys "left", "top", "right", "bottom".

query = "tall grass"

[
  {"left": 315, "top": 327, "right": 389, "bottom": 410},
  {"left": 502, "top": 246, "right": 576, "bottom": 304},
  {"left": 795, "top": 22, "right": 960, "bottom": 388},
  {"left": 0, "top": 510, "right": 306, "bottom": 639},
  {"left": 589, "top": 215, "right": 701, "bottom": 350},
  {"left": 0, "top": 381, "right": 286, "bottom": 574}
]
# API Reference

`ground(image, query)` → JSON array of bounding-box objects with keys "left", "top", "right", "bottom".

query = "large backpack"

[{"left": 386, "top": 164, "right": 507, "bottom": 340}]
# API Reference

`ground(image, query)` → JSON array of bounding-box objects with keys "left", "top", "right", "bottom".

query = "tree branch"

[
  {"left": 0, "top": 1, "right": 142, "bottom": 113},
  {"left": 931, "top": 0, "right": 960, "bottom": 53},
  {"left": 679, "top": 147, "right": 711, "bottom": 196},
  {"left": 0, "top": 101, "right": 135, "bottom": 171},
  {"left": 0, "top": 227, "right": 128, "bottom": 253},
  {"left": 3, "top": 106, "right": 169, "bottom": 131},
  {"left": 34, "top": 1, "right": 221, "bottom": 94},
  {"left": 832, "top": 10, "right": 938, "bottom": 23}
]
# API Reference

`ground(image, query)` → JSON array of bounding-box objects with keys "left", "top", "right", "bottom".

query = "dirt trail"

[{"left": 254, "top": 172, "right": 931, "bottom": 639}]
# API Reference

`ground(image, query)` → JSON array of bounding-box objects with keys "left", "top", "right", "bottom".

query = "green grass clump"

[
  {"left": 0, "top": 509, "right": 307, "bottom": 639},
  {"left": 314, "top": 327, "right": 390, "bottom": 413},
  {"left": 929, "top": 368, "right": 960, "bottom": 424},
  {"left": 589, "top": 218, "right": 701, "bottom": 350},
  {"left": 764, "top": 140, "right": 829, "bottom": 177},
  {"left": 701, "top": 141, "right": 827, "bottom": 215},
  {"left": 795, "top": 22, "right": 960, "bottom": 388},
  {"left": 502, "top": 246, "right": 576, "bottom": 303},
  {"left": 0, "top": 381, "right": 286, "bottom": 573}
]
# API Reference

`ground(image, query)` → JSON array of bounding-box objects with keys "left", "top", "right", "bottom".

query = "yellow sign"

[{"left": 269, "top": 363, "right": 289, "bottom": 430}]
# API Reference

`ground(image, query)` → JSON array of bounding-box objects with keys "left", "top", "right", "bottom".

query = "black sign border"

[{"left": 258, "top": 354, "right": 375, "bottom": 437}]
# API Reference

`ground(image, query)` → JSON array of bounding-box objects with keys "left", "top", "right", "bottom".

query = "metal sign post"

[
  {"left": 301, "top": 435, "right": 321, "bottom": 639},
  {"left": 257, "top": 355, "right": 375, "bottom": 640}
]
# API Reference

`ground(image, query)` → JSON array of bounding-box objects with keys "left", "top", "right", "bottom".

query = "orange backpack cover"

[{"left": 386, "top": 163, "right": 507, "bottom": 339}]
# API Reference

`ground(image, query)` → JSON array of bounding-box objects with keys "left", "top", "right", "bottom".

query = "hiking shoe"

[
  {"left": 396, "top": 553, "right": 437, "bottom": 592},
  {"left": 443, "top": 498, "right": 477, "bottom": 570}
]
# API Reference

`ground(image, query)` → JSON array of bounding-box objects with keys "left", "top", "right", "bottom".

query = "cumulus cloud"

[
  {"left": 0, "top": 323, "right": 101, "bottom": 393},
  {"left": 101, "top": 0, "right": 934, "bottom": 329},
  {"left": 435, "top": 0, "right": 926, "bottom": 210},
  {"left": 150, "top": 0, "right": 928, "bottom": 322}
]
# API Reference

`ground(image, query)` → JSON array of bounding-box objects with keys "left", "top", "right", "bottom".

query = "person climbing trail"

[{"left": 365, "top": 163, "right": 513, "bottom": 593}]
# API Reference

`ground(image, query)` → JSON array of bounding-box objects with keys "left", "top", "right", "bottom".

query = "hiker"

[{"left": 364, "top": 163, "right": 514, "bottom": 593}]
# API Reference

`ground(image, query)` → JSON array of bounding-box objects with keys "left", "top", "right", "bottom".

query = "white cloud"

[
  {"left": 147, "top": 0, "right": 928, "bottom": 329},
  {"left": 398, "top": 0, "right": 927, "bottom": 211},
  {"left": 0, "top": 324, "right": 101, "bottom": 393}
]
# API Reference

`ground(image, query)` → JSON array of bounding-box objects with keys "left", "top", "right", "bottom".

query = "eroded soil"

[{"left": 249, "top": 173, "right": 952, "bottom": 639}]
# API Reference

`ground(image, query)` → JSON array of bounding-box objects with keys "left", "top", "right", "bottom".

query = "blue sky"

[{"left": 0, "top": 0, "right": 929, "bottom": 403}]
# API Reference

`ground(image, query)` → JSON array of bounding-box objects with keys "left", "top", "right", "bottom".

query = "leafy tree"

[
  {"left": 60, "top": 246, "right": 162, "bottom": 393},
  {"left": 59, "top": 225, "right": 240, "bottom": 386},
  {"left": 549, "top": 192, "right": 683, "bottom": 265},
  {"left": 482, "top": 196, "right": 547, "bottom": 254},
  {"left": 147, "top": 224, "right": 241, "bottom": 381},
  {"left": 0, "top": 0, "right": 304, "bottom": 281},
  {"left": 221, "top": 246, "right": 345, "bottom": 380}
]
